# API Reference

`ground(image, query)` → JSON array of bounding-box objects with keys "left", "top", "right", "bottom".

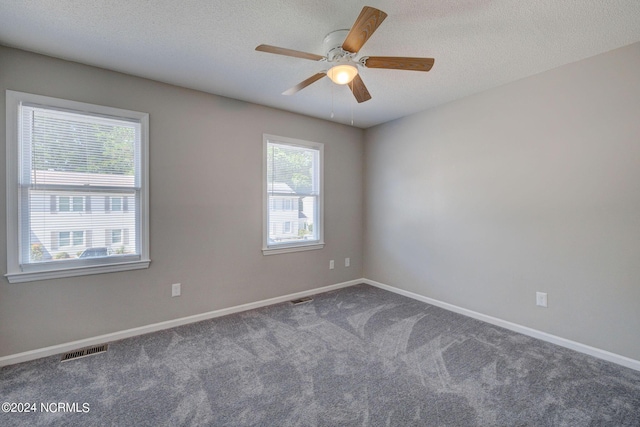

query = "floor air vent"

[
  {"left": 290, "top": 297, "right": 313, "bottom": 305},
  {"left": 61, "top": 344, "right": 108, "bottom": 362}
]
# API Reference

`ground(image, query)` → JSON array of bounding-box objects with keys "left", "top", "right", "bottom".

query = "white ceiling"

[{"left": 1, "top": 1, "right": 639, "bottom": 128}]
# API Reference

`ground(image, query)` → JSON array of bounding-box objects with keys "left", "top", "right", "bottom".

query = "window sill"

[
  {"left": 5, "top": 259, "right": 151, "bottom": 283},
  {"left": 262, "top": 243, "right": 324, "bottom": 256}
]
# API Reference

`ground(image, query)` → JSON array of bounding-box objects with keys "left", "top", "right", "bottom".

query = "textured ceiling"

[{"left": 1, "top": 1, "right": 639, "bottom": 128}]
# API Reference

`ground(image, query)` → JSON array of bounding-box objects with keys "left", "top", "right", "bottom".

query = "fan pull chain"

[
  {"left": 330, "top": 83, "right": 335, "bottom": 118},
  {"left": 348, "top": 80, "right": 354, "bottom": 126},
  {"left": 351, "top": 96, "right": 354, "bottom": 126}
]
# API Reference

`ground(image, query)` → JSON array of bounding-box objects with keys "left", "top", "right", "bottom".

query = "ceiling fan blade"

[
  {"left": 362, "top": 56, "right": 435, "bottom": 72},
  {"left": 255, "top": 44, "right": 325, "bottom": 61},
  {"left": 342, "top": 7, "right": 388, "bottom": 54},
  {"left": 282, "top": 73, "right": 326, "bottom": 95},
  {"left": 349, "top": 74, "right": 372, "bottom": 103}
]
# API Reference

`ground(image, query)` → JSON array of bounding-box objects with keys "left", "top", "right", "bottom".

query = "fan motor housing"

[{"left": 323, "top": 29, "right": 354, "bottom": 62}]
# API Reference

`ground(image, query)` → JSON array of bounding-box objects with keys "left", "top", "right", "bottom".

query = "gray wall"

[
  {"left": 364, "top": 43, "right": 640, "bottom": 361},
  {"left": 0, "top": 46, "right": 364, "bottom": 356},
  {"left": 3, "top": 42, "right": 639, "bottom": 362}
]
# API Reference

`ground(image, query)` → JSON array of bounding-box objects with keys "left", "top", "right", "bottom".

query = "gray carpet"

[{"left": 1, "top": 284, "right": 639, "bottom": 426}]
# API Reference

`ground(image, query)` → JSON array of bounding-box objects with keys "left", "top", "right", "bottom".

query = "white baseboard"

[
  {"left": 3, "top": 277, "right": 639, "bottom": 372},
  {"left": 363, "top": 278, "right": 640, "bottom": 372},
  {"left": 0, "top": 279, "right": 361, "bottom": 367}
]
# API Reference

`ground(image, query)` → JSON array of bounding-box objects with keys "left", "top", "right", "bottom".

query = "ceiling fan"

[{"left": 256, "top": 6, "right": 435, "bottom": 103}]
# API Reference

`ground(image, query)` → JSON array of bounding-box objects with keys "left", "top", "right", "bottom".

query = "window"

[
  {"left": 111, "top": 197, "right": 122, "bottom": 211},
  {"left": 58, "top": 230, "right": 84, "bottom": 248},
  {"left": 59, "top": 196, "right": 70, "bottom": 212},
  {"left": 72, "top": 196, "right": 84, "bottom": 212},
  {"left": 263, "top": 134, "right": 323, "bottom": 255},
  {"left": 59, "top": 232, "right": 71, "bottom": 248},
  {"left": 73, "top": 231, "right": 84, "bottom": 246},
  {"left": 49, "top": 195, "right": 91, "bottom": 213},
  {"left": 5, "top": 90, "right": 150, "bottom": 283}
]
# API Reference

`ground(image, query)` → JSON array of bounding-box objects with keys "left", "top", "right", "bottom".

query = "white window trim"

[
  {"left": 262, "top": 134, "right": 324, "bottom": 255},
  {"left": 5, "top": 90, "right": 150, "bottom": 283}
]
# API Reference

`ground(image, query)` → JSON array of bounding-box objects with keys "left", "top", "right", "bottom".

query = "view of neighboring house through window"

[
  {"left": 263, "top": 134, "right": 324, "bottom": 254},
  {"left": 5, "top": 90, "right": 150, "bottom": 283}
]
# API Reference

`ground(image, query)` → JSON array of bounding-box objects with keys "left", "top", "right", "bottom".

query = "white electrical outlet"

[
  {"left": 345, "top": 257, "right": 350, "bottom": 267},
  {"left": 536, "top": 292, "right": 547, "bottom": 307},
  {"left": 172, "top": 283, "right": 181, "bottom": 297},
  {"left": 329, "top": 260, "right": 335, "bottom": 270}
]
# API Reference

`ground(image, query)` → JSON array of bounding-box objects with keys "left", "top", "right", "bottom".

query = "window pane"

[
  {"left": 59, "top": 196, "right": 70, "bottom": 212},
  {"left": 30, "top": 108, "right": 136, "bottom": 183},
  {"left": 266, "top": 140, "right": 320, "bottom": 248},
  {"left": 21, "top": 104, "right": 140, "bottom": 265},
  {"left": 72, "top": 231, "right": 84, "bottom": 246},
  {"left": 28, "top": 190, "right": 136, "bottom": 263},
  {"left": 59, "top": 232, "right": 70, "bottom": 247},
  {"left": 111, "top": 197, "right": 122, "bottom": 211},
  {"left": 72, "top": 196, "right": 83, "bottom": 212}
]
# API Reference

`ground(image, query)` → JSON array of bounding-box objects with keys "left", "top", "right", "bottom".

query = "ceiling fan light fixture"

[{"left": 327, "top": 64, "right": 358, "bottom": 85}]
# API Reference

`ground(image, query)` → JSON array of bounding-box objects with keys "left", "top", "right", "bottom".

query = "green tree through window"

[
  {"left": 266, "top": 145, "right": 313, "bottom": 194},
  {"left": 31, "top": 112, "right": 135, "bottom": 176}
]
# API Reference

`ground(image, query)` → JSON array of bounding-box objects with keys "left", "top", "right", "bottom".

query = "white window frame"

[
  {"left": 5, "top": 90, "right": 150, "bottom": 283},
  {"left": 262, "top": 134, "right": 324, "bottom": 255}
]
